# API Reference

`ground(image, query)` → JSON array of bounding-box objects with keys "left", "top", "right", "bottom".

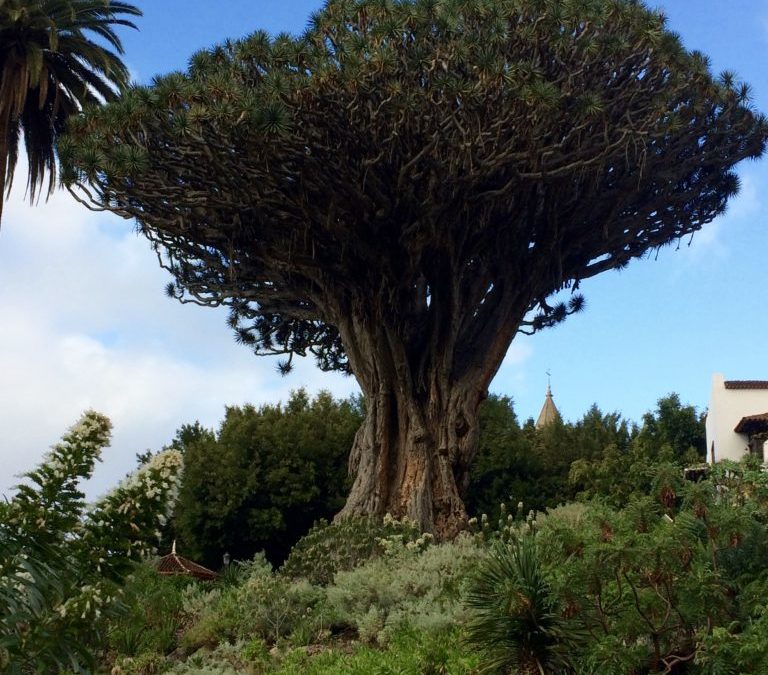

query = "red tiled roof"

[
  {"left": 724, "top": 380, "right": 768, "bottom": 390},
  {"left": 157, "top": 552, "right": 217, "bottom": 580},
  {"left": 734, "top": 413, "right": 768, "bottom": 434}
]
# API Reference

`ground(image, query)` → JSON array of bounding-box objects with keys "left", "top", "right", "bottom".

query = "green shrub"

[
  {"left": 280, "top": 515, "right": 422, "bottom": 585},
  {"left": 511, "top": 461, "right": 768, "bottom": 674},
  {"left": 169, "top": 660, "right": 239, "bottom": 675},
  {"left": 175, "top": 556, "right": 275, "bottom": 652},
  {"left": 180, "top": 583, "right": 222, "bottom": 622},
  {"left": 180, "top": 599, "right": 238, "bottom": 653},
  {"left": 109, "top": 564, "right": 192, "bottom": 659},
  {"left": 241, "top": 636, "right": 270, "bottom": 665},
  {"left": 241, "top": 574, "right": 324, "bottom": 644},
  {"left": 113, "top": 650, "right": 170, "bottom": 675},
  {"left": 180, "top": 553, "right": 324, "bottom": 653},
  {"left": 168, "top": 638, "right": 271, "bottom": 674},
  {"left": 272, "top": 626, "right": 480, "bottom": 674}
]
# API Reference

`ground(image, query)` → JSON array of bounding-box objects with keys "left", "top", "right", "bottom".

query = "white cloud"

[
  {"left": 0, "top": 185, "right": 357, "bottom": 500},
  {"left": 494, "top": 339, "right": 534, "bottom": 396},
  {"left": 501, "top": 340, "right": 534, "bottom": 369}
]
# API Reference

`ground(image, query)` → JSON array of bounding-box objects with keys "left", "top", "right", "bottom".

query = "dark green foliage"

[
  {"left": 174, "top": 390, "right": 363, "bottom": 567},
  {"left": 467, "top": 395, "right": 655, "bottom": 515},
  {"left": 464, "top": 460, "right": 768, "bottom": 674},
  {"left": 465, "top": 536, "right": 582, "bottom": 674},
  {"left": 171, "top": 390, "right": 706, "bottom": 567},
  {"left": 638, "top": 393, "right": 707, "bottom": 460},
  {"left": 465, "top": 395, "right": 538, "bottom": 517},
  {"left": 467, "top": 392, "right": 705, "bottom": 514},
  {"left": 64, "top": 0, "right": 767, "bottom": 376},
  {"left": 108, "top": 564, "right": 191, "bottom": 658},
  {"left": 536, "top": 462, "right": 768, "bottom": 674},
  {"left": 570, "top": 394, "right": 706, "bottom": 505},
  {"left": 0, "top": 0, "right": 140, "bottom": 223}
]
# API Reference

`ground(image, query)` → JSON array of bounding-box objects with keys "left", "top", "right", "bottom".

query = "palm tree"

[{"left": 0, "top": 0, "right": 140, "bottom": 225}]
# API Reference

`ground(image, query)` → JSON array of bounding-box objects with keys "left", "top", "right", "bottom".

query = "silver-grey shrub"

[{"left": 326, "top": 533, "right": 487, "bottom": 645}]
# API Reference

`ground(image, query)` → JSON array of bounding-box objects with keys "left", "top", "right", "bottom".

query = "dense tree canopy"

[
  {"left": 64, "top": 0, "right": 767, "bottom": 535},
  {"left": 0, "top": 0, "right": 139, "bottom": 224},
  {"left": 465, "top": 392, "right": 704, "bottom": 516},
  {"left": 172, "top": 390, "right": 362, "bottom": 567}
]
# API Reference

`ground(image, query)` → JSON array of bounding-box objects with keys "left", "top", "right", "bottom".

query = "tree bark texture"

[
  {"left": 336, "top": 338, "right": 481, "bottom": 537},
  {"left": 332, "top": 299, "right": 523, "bottom": 538},
  {"left": 0, "top": 117, "right": 7, "bottom": 227}
]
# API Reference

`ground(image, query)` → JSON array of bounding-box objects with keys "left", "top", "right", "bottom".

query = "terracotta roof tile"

[
  {"left": 157, "top": 552, "right": 217, "bottom": 580},
  {"left": 734, "top": 413, "right": 768, "bottom": 433},
  {"left": 724, "top": 380, "right": 768, "bottom": 390}
]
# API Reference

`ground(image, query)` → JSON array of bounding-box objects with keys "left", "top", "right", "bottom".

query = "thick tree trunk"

[
  {"left": 334, "top": 319, "right": 488, "bottom": 539},
  {"left": 0, "top": 118, "right": 7, "bottom": 227},
  {"left": 0, "top": 172, "right": 5, "bottom": 225},
  {"left": 337, "top": 379, "right": 481, "bottom": 538}
]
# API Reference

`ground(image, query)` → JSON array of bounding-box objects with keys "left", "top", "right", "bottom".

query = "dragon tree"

[{"left": 63, "top": 0, "right": 767, "bottom": 537}]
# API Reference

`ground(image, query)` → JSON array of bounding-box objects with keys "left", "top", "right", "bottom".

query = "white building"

[{"left": 705, "top": 374, "right": 768, "bottom": 463}]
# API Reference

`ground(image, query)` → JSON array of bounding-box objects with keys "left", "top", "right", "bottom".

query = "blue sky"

[{"left": 1, "top": 0, "right": 767, "bottom": 496}]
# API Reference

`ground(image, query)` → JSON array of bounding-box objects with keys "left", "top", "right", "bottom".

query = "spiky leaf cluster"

[
  {"left": 0, "top": 0, "right": 140, "bottom": 210},
  {"left": 64, "top": 0, "right": 767, "bottom": 378}
]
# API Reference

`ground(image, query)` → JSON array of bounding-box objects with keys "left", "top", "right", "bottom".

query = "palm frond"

[{"left": 0, "top": 0, "right": 140, "bottom": 210}]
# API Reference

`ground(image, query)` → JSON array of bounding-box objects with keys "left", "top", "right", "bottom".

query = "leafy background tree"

[
  {"left": 65, "top": 0, "right": 767, "bottom": 536},
  {"left": 172, "top": 389, "right": 362, "bottom": 567},
  {"left": 569, "top": 393, "right": 706, "bottom": 505},
  {"left": 0, "top": 0, "right": 139, "bottom": 223},
  {"left": 166, "top": 389, "right": 705, "bottom": 566},
  {"left": 467, "top": 392, "right": 704, "bottom": 517}
]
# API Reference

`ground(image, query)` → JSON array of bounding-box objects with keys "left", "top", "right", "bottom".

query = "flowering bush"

[{"left": 0, "top": 411, "right": 183, "bottom": 674}]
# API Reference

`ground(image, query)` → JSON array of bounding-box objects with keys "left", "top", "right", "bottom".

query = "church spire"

[{"left": 536, "top": 373, "right": 560, "bottom": 428}]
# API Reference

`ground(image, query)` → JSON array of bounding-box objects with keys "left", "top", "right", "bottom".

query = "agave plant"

[
  {"left": 465, "top": 534, "right": 582, "bottom": 674},
  {"left": 0, "top": 0, "right": 140, "bottom": 224}
]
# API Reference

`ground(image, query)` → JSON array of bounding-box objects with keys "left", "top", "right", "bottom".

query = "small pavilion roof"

[{"left": 157, "top": 541, "right": 217, "bottom": 580}]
